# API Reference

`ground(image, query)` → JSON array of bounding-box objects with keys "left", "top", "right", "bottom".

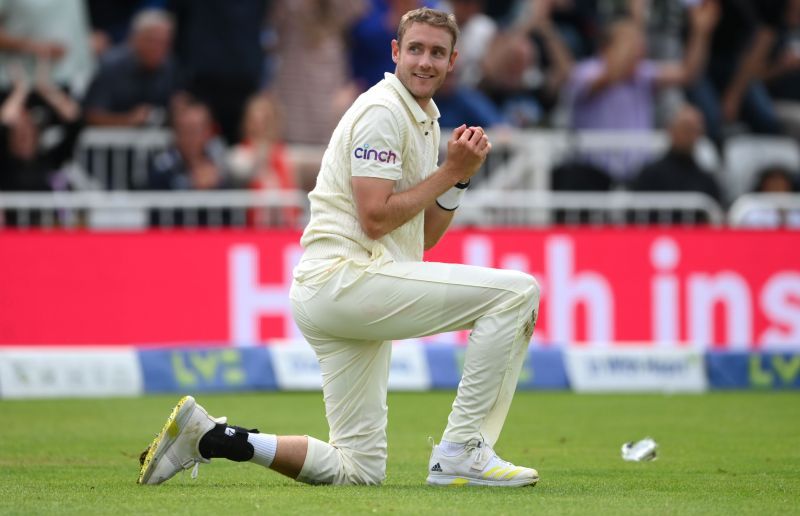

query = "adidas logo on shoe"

[{"left": 431, "top": 462, "right": 443, "bottom": 472}]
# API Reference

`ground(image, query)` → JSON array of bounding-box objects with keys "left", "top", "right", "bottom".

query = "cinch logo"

[{"left": 354, "top": 143, "right": 398, "bottom": 164}]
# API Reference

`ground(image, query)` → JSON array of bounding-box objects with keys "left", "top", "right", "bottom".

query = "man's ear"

[
  {"left": 391, "top": 39, "right": 400, "bottom": 64},
  {"left": 447, "top": 49, "right": 458, "bottom": 72}
]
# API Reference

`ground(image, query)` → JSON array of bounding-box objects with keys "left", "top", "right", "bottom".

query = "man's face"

[
  {"left": 670, "top": 107, "right": 704, "bottom": 152},
  {"left": 175, "top": 106, "right": 212, "bottom": 157},
  {"left": 391, "top": 22, "right": 457, "bottom": 107},
  {"left": 132, "top": 23, "right": 173, "bottom": 70}
]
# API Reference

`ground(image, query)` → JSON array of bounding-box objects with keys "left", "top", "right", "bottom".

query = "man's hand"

[
  {"left": 191, "top": 160, "right": 220, "bottom": 190},
  {"left": 27, "top": 40, "right": 66, "bottom": 61},
  {"left": 1, "top": 61, "right": 31, "bottom": 126},
  {"left": 7, "top": 61, "right": 30, "bottom": 93},
  {"left": 352, "top": 125, "right": 490, "bottom": 241},
  {"left": 521, "top": 0, "right": 555, "bottom": 32},
  {"left": 32, "top": 56, "right": 80, "bottom": 122},
  {"left": 33, "top": 56, "right": 56, "bottom": 93},
  {"left": 444, "top": 124, "right": 491, "bottom": 183},
  {"left": 128, "top": 104, "right": 153, "bottom": 126},
  {"left": 689, "top": 0, "right": 720, "bottom": 36}
]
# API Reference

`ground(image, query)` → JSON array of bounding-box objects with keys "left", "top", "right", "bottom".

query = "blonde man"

[{"left": 139, "top": 7, "right": 540, "bottom": 488}]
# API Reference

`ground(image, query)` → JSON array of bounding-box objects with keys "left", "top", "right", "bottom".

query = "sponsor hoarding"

[
  {"left": 706, "top": 352, "right": 800, "bottom": 389},
  {"left": 1, "top": 229, "right": 797, "bottom": 349},
  {"left": 137, "top": 346, "right": 277, "bottom": 393},
  {"left": 564, "top": 347, "right": 707, "bottom": 392},
  {"left": 1, "top": 345, "right": 798, "bottom": 398},
  {"left": 0, "top": 347, "right": 142, "bottom": 398}
]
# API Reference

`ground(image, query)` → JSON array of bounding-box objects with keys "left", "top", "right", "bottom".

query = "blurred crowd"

[{"left": 0, "top": 0, "right": 799, "bottom": 220}]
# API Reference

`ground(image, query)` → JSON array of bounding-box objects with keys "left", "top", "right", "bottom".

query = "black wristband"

[{"left": 455, "top": 179, "right": 471, "bottom": 189}]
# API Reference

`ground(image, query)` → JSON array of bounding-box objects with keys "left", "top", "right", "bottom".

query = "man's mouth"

[{"left": 413, "top": 73, "right": 434, "bottom": 80}]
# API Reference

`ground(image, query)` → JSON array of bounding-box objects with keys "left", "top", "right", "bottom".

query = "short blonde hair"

[{"left": 397, "top": 7, "right": 459, "bottom": 52}]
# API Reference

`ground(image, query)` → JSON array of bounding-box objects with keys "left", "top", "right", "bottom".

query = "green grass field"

[{"left": 1, "top": 391, "right": 798, "bottom": 515}]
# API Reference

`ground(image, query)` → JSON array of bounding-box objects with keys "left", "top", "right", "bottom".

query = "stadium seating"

[
  {"left": 722, "top": 135, "right": 800, "bottom": 202},
  {"left": 2, "top": 128, "right": 799, "bottom": 230}
]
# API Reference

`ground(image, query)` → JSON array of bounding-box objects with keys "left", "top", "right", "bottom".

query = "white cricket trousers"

[{"left": 289, "top": 257, "right": 540, "bottom": 485}]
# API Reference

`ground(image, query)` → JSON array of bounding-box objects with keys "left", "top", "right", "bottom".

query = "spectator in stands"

[
  {"left": 83, "top": 9, "right": 176, "bottom": 128},
  {"left": 555, "top": 1, "right": 718, "bottom": 188},
  {"left": 447, "top": 0, "right": 496, "bottom": 88},
  {"left": 272, "top": 0, "right": 367, "bottom": 144},
  {"left": 434, "top": 72, "right": 506, "bottom": 129},
  {"left": 478, "top": 31, "right": 540, "bottom": 126},
  {"left": 0, "top": 0, "right": 95, "bottom": 97},
  {"left": 350, "top": 0, "right": 420, "bottom": 91},
  {"left": 631, "top": 104, "right": 722, "bottom": 203},
  {"left": 634, "top": 0, "right": 699, "bottom": 126},
  {"left": 147, "top": 99, "right": 228, "bottom": 190},
  {"left": 688, "top": 0, "right": 790, "bottom": 143},
  {"left": 228, "top": 94, "right": 294, "bottom": 191},
  {"left": 0, "top": 60, "right": 83, "bottom": 192},
  {"left": 753, "top": 165, "right": 797, "bottom": 193},
  {"left": 168, "top": 0, "right": 270, "bottom": 144},
  {"left": 546, "top": 0, "right": 599, "bottom": 60},
  {"left": 478, "top": 0, "right": 575, "bottom": 127},
  {"left": 737, "top": 164, "right": 800, "bottom": 228},
  {"left": 228, "top": 93, "right": 299, "bottom": 226},
  {"left": 87, "top": 0, "right": 167, "bottom": 57},
  {"left": 764, "top": 0, "right": 800, "bottom": 140},
  {"left": 752, "top": 165, "right": 798, "bottom": 193}
]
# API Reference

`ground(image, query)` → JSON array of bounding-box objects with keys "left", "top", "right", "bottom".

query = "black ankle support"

[{"left": 198, "top": 424, "right": 259, "bottom": 462}]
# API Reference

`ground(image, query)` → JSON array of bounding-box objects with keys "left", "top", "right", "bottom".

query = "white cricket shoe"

[
  {"left": 138, "top": 395, "right": 226, "bottom": 485},
  {"left": 426, "top": 438, "right": 539, "bottom": 487}
]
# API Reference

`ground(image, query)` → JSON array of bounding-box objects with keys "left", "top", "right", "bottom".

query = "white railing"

[
  {"left": 74, "top": 128, "right": 173, "bottom": 190},
  {"left": 459, "top": 190, "right": 724, "bottom": 226},
  {"left": 463, "top": 129, "right": 720, "bottom": 192},
  {"left": 74, "top": 128, "right": 726, "bottom": 196},
  {"left": 0, "top": 190, "right": 309, "bottom": 229},
  {"left": 0, "top": 190, "right": 724, "bottom": 229},
  {"left": 728, "top": 193, "right": 800, "bottom": 228},
  {"left": 19, "top": 126, "right": 788, "bottom": 229}
]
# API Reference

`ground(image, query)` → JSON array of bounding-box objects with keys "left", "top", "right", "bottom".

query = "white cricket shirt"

[{"left": 295, "top": 73, "right": 441, "bottom": 282}]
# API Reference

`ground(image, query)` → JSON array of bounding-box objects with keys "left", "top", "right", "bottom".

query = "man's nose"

[{"left": 419, "top": 52, "right": 432, "bottom": 69}]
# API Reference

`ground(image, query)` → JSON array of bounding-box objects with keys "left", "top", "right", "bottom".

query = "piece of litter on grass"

[{"left": 621, "top": 437, "right": 658, "bottom": 461}]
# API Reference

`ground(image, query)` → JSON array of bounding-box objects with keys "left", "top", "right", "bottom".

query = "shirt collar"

[{"left": 384, "top": 72, "right": 440, "bottom": 124}]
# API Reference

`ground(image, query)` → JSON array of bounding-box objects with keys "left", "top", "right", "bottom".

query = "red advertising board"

[{"left": 1, "top": 229, "right": 798, "bottom": 349}]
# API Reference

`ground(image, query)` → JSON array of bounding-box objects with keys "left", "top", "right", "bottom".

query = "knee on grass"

[
  {"left": 333, "top": 446, "right": 387, "bottom": 485},
  {"left": 300, "top": 439, "right": 387, "bottom": 486}
]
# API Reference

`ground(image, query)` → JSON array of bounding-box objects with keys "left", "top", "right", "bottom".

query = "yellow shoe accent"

[
  {"left": 483, "top": 466, "right": 501, "bottom": 479},
  {"left": 451, "top": 478, "right": 470, "bottom": 486},
  {"left": 137, "top": 396, "right": 190, "bottom": 484},
  {"left": 493, "top": 467, "right": 512, "bottom": 479},
  {"left": 504, "top": 468, "right": 524, "bottom": 480}
]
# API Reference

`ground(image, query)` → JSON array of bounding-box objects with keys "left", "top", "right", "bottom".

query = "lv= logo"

[{"left": 171, "top": 350, "right": 246, "bottom": 388}]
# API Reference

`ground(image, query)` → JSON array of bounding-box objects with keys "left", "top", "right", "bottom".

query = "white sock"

[
  {"left": 248, "top": 433, "right": 278, "bottom": 468},
  {"left": 439, "top": 439, "right": 467, "bottom": 457}
]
